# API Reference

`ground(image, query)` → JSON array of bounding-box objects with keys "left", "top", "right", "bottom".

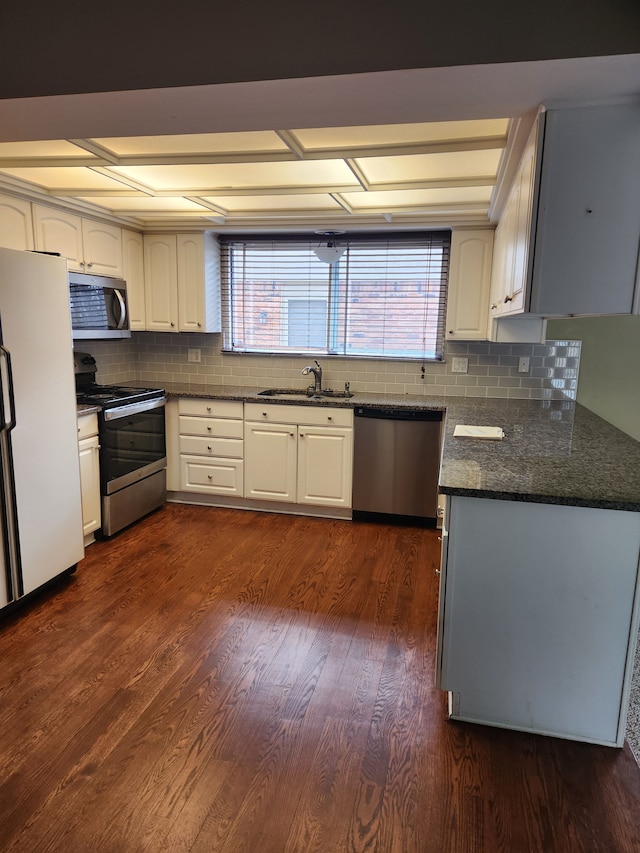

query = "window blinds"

[{"left": 219, "top": 231, "right": 451, "bottom": 360}]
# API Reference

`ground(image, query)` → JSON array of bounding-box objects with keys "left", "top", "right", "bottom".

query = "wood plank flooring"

[{"left": 0, "top": 503, "right": 639, "bottom": 852}]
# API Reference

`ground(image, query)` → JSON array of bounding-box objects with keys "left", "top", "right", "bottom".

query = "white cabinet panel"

[
  {"left": 77, "top": 413, "right": 100, "bottom": 543},
  {"left": 81, "top": 219, "right": 122, "bottom": 276},
  {"left": 0, "top": 194, "right": 34, "bottom": 250},
  {"left": 34, "top": 206, "right": 84, "bottom": 271},
  {"left": 445, "top": 230, "right": 493, "bottom": 340},
  {"left": 297, "top": 425, "right": 353, "bottom": 507},
  {"left": 244, "top": 404, "right": 353, "bottom": 508},
  {"left": 244, "top": 420, "right": 297, "bottom": 502},
  {"left": 34, "top": 205, "right": 122, "bottom": 276},
  {"left": 180, "top": 456, "right": 243, "bottom": 496},
  {"left": 144, "top": 232, "right": 220, "bottom": 333},
  {"left": 530, "top": 104, "right": 640, "bottom": 316},
  {"left": 144, "top": 234, "right": 178, "bottom": 331},
  {"left": 438, "top": 495, "right": 640, "bottom": 746},
  {"left": 122, "top": 230, "right": 145, "bottom": 330}
]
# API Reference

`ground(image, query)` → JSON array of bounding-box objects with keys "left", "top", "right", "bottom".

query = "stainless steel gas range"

[{"left": 74, "top": 352, "right": 166, "bottom": 536}]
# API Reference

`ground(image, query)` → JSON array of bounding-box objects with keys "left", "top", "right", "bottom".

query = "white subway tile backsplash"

[{"left": 85, "top": 332, "right": 581, "bottom": 401}]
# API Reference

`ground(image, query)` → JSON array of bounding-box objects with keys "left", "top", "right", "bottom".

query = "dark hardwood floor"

[{"left": 0, "top": 504, "right": 639, "bottom": 852}]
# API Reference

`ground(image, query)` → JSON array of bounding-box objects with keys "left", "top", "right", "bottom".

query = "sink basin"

[{"left": 257, "top": 388, "right": 353, "bottom": 399}]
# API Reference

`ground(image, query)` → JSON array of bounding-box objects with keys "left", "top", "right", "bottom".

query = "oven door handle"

[
  {"left": 112, "top": 288, "right": 127, "bottom": 330},
  {"left": 103, "top": 396, "right": 166, "bottom": 421}
]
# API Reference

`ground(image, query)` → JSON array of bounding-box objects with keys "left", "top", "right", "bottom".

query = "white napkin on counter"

[{"left": 453, "top": 424, "right": 504, "bottom": 440}]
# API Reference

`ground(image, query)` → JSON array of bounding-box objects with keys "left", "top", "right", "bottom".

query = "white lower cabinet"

[
  {"left": 176, "top": 398, "right": 244, "bottom": 496},
  {"left": 77, "top": 413, "right": 101, "bottom": 544},
  {"left": 436, "top": 494, "right": 640, "bottom": 747},
  {"left": 244, "top": 403, "right": 353, "bottom": 509}
]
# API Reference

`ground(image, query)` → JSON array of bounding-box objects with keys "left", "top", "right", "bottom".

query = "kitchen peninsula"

[{"left": 154, "top": 382, "right": 640, "bottom": 747}]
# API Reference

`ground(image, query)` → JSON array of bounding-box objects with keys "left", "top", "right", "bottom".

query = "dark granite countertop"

[
  {"left": 133, "top": 382, "right": 640, "bottom": 512},
  {"left": 77, "top": 403, "right": 101, "bottom": 416}
]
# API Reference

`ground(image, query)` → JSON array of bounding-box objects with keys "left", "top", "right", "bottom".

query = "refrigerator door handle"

[{"left": 0, "top": 344, "right": 17, "bottom": 432}]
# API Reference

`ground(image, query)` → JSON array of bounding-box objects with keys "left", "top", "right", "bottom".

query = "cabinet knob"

[
  {"left": 262, "top": 412, "right": 267, "bottom": 417},
  {"left": 207, "top": 445, "right": 212, "bottom": 451},
  {"left": 327, "top": 416, "right": 332, "bottom": 421},
  {"left": 171, "top": 322, "right": 175, "bottom": 327},
  {"left": 198, "top": 322, "right": 202, "bottom": 327},
  {"left": 87, "top": 262, "right": 93, "bottom": 269},
  {"left": 206, "top": 406, "right": 211, "bottom": 412},
  {"left": 207, "top": 474, "right": 212, "bottom": 480},
  {"left": 503, "top": 295, "right": 513, "bottom": 303},
  {"left": 299, "top": 433, "right": 304, "bottom": 438},
  {"left": 290, "top": 432, "right": 294, "bottom": 437},
  {"left": 491, "top": 303, "right": 498, "bottom": 310},
  {"left": 207, "top": 426, "right": 212, "bottom": 431}
]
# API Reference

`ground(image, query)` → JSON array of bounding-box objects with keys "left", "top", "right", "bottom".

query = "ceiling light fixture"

[{"left": 313, "top": 231, "right": 346, "bottom": 264}]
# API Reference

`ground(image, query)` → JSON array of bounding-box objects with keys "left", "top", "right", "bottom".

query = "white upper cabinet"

[
  {"left": 490, "top": 103, "right": 640, "bottom": 322},
  {"left": 530, "top": 103, "right": 640, "bottom": 316},
  {"left": 122, "top": 230, "right": 146, "bottom": 330},
  {"left": 144, "top": 232, "right": 221, "bottom": 333},
  {"left": 177, "top": 233, "right": 221, "bottom": 333},
  {"left": 81, "top": 218, "right": 123, "bottom": 277},
  {"left": 489, "top": 122, "right": 539, "bottom": 322},
  {"left": 445, "top": 230, "right": 493, "bottom": 340},
  {"left": 144, "top": 234, "right": 179, "bottom": 331},
  {"left": 33, "top": 205, "right": 123, "bottom": 277},
  {"left": 0, "top": 194, "right": 35, "bottom": 251}
]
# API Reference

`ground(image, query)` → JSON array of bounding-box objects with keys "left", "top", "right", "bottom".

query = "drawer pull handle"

[
  {"left": 207, "top": 474, "right": 212, "bottom": 480},
  {"left": 207, "top": 445, "right": 212, "bottom": 451},
  {"left": 327, "top": 416, "right": 332, "bottom": 421},
  {"left": 206, "top": 406, "right": 211, "bottom": 412},
  {"left": 262, "top": 412, "right": 267, "bottom": 417},
  {"left": 207, "top": 426, "right": 212, "bottom": 431}
]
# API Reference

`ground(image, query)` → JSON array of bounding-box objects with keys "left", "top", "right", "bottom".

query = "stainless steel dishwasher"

[{"left": 352, "top": 407, "right": 443, "bottom": 524}]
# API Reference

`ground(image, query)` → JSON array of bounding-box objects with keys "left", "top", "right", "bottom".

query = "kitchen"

[{"left": 1, "top": 2, "right": 640, "bottom": 850}]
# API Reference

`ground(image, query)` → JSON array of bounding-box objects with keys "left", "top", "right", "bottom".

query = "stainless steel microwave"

[{"left": 68, "top": 272, "right": 131, "bottom": 340}]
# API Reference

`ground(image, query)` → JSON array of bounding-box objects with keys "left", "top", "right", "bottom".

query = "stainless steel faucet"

[{"left": 302, "top": 360, "right": 323, "bottom": 393}]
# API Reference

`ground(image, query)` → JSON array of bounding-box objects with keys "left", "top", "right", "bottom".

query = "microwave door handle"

[
  {"left": 0, "top": 345, "right": 17, "bottom": 433},
  {"left": 113, "top": 289, "right": 127, "bottom": 330}
]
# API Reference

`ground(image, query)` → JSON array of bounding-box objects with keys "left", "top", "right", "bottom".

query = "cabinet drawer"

[
  {"left": 77, "top": 412, "right": 98, "bottom": 440},
  {"left": 178, "top": 398, "right": 243, "bottom": 419},
  {"left": 179, "top": 415, "right": 244, "bottom": 439},
  {"left": 180, "top": 456, "right": 243, "bottom": 496},
  {"left": 244, "top": 402, "right": 353, "bottom": 428},
  {"left": 179, "top": 435, "right": 243, "bottom": 459}
]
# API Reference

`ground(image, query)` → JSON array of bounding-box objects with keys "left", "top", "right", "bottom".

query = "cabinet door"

[
  {"left": 507, "top": 138, "right": 536, "bottom": 315},
  {"left": 33, "top": 205, "right": 83, "bottom": 271},
  {"left": 531, "top": 104, "right": 640, "bottom": 316},
  {"left": 244, "top": 421, "right": 297, "bottom": 502},
  {"left": 144, "top": 234, "right": 178, "bottom": 331},
  {"left": 445, "top": 230, "right": 493, "bottom": 340},
  {"left": 0, "top": 194, "right": 34, "bottom": 250},
  {"left": 122, "top": 230, "right": 146, "bottom": 330},
  {"left": 81, "top": 219, "right": 122, "bottom": 277},
  {"left": 177, "top": 233, "right": 205, "bottom": 332},
  {"left": 297, "top": 425, "right": 353, "bottom": 508},
  {"left": 78, "top": 434, "right": 101, "bottom": 539}
]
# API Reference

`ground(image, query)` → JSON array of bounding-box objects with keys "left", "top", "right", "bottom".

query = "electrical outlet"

[
  {"left": 518, "top": 356, "right": 530, "bottom": 373},
  {"left": 451, "top": 357, "right": 468, "bottom": 374},
  {"left": 188, "top": 348, "right": 201, "bottom": 363}
]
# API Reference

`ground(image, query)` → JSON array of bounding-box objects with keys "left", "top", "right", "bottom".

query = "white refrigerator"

[{"left": 0, "top": 247, "right": 84, "bottom": 609}]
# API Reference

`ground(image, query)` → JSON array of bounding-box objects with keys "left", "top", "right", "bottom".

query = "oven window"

[{"left": 100, "top": 408, "right": 166, "bottom": 484}]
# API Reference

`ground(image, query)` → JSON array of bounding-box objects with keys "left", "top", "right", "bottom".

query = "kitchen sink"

[{"left": 258, "top": 388, "right": 353, "bottom": 399}]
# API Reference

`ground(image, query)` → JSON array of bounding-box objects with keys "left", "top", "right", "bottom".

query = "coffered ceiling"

[{"left": 0, "top": 118, "right": 509, "bottom": 230}]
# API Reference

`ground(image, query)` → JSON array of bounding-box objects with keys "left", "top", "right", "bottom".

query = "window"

[{"left": 219, "top": 231, "right": 451, "bottom": 360}]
